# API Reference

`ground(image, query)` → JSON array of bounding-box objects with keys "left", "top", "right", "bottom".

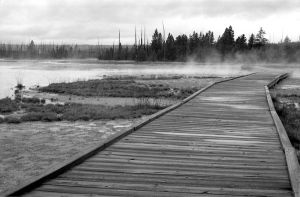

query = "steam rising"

[{"left": 0, "top": 59, "right": 299, "bottom": 99}]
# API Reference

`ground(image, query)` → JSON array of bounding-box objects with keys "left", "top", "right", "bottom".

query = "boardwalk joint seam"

[{"left": 3, "top": 73, "right": 254, "bottom": 196}]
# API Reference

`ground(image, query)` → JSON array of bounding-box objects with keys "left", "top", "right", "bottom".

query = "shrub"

[
  {"left": 43, "top": 104, "right": 66, "bottom": 114},
  {"left": 62, "top": 105, "right": 96, "bottom": 121},
  {"left": 0, "top": 98, "right": 19, "bottom": 113},
  {"left": 1, "top": 99, "right": 167, "bottom": 123},
  {"left": 22, "top": 97, "right": 41, "bottom": 104},
  {"left": 5, "top": 116, "right": 22, "bottom": 124},
  {"left": 78, "top": 114, "right": 91, "bottom": 121},
  {"left": 16, "top": 83, "right": 25, "bottom": 90},
  {"left": 21, "top": 112, "right": 43, "bottom": 121},
  {"left": 22, "top": 104, "right": 44, "bottom": 112},
  {"left": 273, "top": 96, "right": 300, "bottom": 149},
  {"left": 41, "top": 112, "right": 60, "bottom": 122},
  {"left": 39, "top": 78, "right": 201, "bottom": 99}
]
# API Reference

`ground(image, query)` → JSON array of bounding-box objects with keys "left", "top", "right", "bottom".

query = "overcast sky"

[{"left": 0, "top": 0, "right": 299, "bottom": 44}]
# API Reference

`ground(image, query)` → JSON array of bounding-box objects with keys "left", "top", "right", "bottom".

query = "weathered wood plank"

[
  {"left": 265, "top": 78, "right": 300, "bottom": 197},
  {"left": 35, "top": 184, "right": 292, "bottom": 197},
  {"left": 4, "top": 72, "right": 252, "bottom": 197},
  {"left": 58, "top": 171, "right": 291, "bottom": 187},
  {"left": 3, "top": 73, "right": 296, "bottom": 197}
]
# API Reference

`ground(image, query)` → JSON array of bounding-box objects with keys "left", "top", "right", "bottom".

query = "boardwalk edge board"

[
  {"left": 265, "top": 73, "right": 300, "bottom": 197},
  {"left": 3, "top": 73, "right": 254, "bottom": 196}
]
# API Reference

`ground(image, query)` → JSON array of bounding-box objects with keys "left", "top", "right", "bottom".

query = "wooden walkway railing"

[
  {"left": 3, "top": 73, "right": 299, "bottom": 197},
  {"left": 265, "top": 73, "right": 300, "bottom": 197}
]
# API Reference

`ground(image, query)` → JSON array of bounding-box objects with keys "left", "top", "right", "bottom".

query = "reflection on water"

[{"left": 0, "top": 60, "right": 101, "bottom": 98}]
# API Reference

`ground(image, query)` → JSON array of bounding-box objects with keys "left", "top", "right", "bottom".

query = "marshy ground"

[
  {"left": 1, "top": 61, "right": 299, "bottom": 194},
  {"left": 0, "top": 75, "right": 218, "bottom": 123},
  {"left": 0, "top": 73, "right": 220, "bottom": 194},
  {"left": 271, "top": 77, "right": 300, "bottom": 160},
  {"left": 0, "top": 119, "right": 144, "bottom": 193}
]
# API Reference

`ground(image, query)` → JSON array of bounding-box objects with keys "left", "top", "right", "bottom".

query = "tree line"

[
  {"left": 0, "top": 41, "right": 100, "bottom": 59},
  {"left": 100, "top": 26, "right": 300, "bottom": 63},
  {"left": 0, "top": 26, "right": 299, "bottom": 62}
]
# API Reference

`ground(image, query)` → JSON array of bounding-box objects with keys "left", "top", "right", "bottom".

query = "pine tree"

[
  {"left": 204, "top": 31, "right": 214, "bottom": 47},
  {"left": 254, "top": 27, "right": 268, "bottom": 48},
  {"left": 248, "top": 34, "right": 255, "bottom": 49},
  {"left": 188, "top": 31, "right": 199, "bottom": 54},
  {"left": 175, "top": 34, "right": 188, "bottom": 61},
  {"left": 28, "top": 40, "right": 36, "bottom": 58},
  {"left": 235, "top": 34, "right": 247, "bottom": 51},
  {"left": 284, "top": 36, "right": 291, "bottom": 43},
  {"left": 150, "top": 29, "right": 163, "bottom": 60},
  {"left": 166, "top": 33, "right": 176, "bottom": 60},
  {"left": 217, "top": 26, "right": 235, "bottom": 56}
]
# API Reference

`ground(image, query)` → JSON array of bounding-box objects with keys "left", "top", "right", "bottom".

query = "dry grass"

[
  {"left": 39, "top": 78, "right": 199, "bottom": 99},
  {"left": 0, "top": 97, "right": 19, "bottom": 113},
  {"left": 272, "top": 96, "right": 300, "bottom": 148},
  {"left": 0, "top": 98, "right": 166, "bottom": 123},
  {"left": 271, "top": 89, "right": 300, "bottom": 161}
]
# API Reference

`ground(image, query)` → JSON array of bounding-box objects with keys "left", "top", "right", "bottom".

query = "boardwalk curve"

[{"left": 4, "top": 73, "right": 298, "bottom": 197}]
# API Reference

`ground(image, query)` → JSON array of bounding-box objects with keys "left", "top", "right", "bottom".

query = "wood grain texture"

[
  {"left": 4, "top": 73, "right": 295, "bottom": 197},
  {"left": 265, "top": 75, "right": 300, "bottom": 197}
]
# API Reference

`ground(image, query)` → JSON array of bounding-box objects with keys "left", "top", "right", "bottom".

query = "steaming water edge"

[
  {"left": 0, "top": 60, "right": 299, "bottom": 194},
  {"left": 0, "top": 59, "right": 247, "bottom": 99}
]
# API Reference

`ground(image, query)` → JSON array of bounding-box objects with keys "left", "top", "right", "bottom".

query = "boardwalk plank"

[{"left": 4, "top": 73, "right": 296, "bottom": 197}]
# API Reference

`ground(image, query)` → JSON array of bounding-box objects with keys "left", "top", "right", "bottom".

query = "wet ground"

[
  {"left": 1, "top": 61, "right": 299, "bottom": 194},
  {"left": 271, "top": 76, "right": 300, "bottom": 160},
  {"left": 273, "top": 77, "right": 300, "bottom": 108},
  {"left": 0, "top": 59, "right": 245, "bottom": 99},
  {"left": 0, "top": 118, "right": 145, "bottom": 194},
  {"left": 22, "top": 77, "right": 218, "bottom": 107},
  {"left": 278, "top": 77, "right": 300, "bottom": 90},
  {"left": 0, "top": 68, "right": 222, "bottom": 194},
  {"left": 23, "top": 91, "right": 177, "bottom": 107}
]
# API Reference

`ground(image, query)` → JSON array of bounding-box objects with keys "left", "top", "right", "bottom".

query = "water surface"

[{"left": 0, "top": 59, "right": 246, "bottom": 99}]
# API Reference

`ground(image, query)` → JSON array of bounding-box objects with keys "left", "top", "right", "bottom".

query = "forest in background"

[{"left": 0, "top": 26, "right": 299, "bottom": 63}]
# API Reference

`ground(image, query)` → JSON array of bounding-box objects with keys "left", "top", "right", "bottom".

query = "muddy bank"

[{"left": 0, "top": 118, "right": 145, "bottom": 194}]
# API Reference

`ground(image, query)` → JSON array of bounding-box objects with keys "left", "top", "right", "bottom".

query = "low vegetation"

[
  {"left": 1, "top": 75, "right": 206, "bottom": 123},
  {"left": 273, "top": 97, "right": 300, "bottom": 147},
  {"left": 0, "top": 97, "right": 19, "bottom": 113},
  {"left": 22, "top": 97, "right": 45, "bottom": 104},
  {"left": 4, "top": 116, "right": 22, "bottom": 124},
  {"left": 39, "top": 78, "right": 199, "bottom": 99},
  {"left": 0, "top": 97, "right": 166, "bottom": 123},
  {"left": 104, "top": 74, "right": 186, "bottom": 81},
  {"left": 271, "top": 92, "right": 300, "bottom": 160}
]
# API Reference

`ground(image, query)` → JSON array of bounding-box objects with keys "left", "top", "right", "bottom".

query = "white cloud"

[{"left": 0, "top": 0, "right": 299, "bottom": 44}]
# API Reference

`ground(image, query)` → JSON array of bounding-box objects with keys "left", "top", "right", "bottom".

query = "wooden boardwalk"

[{"left": 5, "top": 73, "right": 298, "bottom": 197}]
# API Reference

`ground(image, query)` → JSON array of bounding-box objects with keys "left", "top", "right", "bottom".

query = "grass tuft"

[
  {"left": 0, "top": 98, "right": 19, "bottom": 113},
  {"left": 5, "top": 116, "right": 21, "bottom": 124},
  {"left": 272, "top": 95, "right": 300, "bottom": 149},
  {"left": 22, "top": 97, "right": 45, "bottom": 104},
  {"left": 39, "top": 78, "right": 198, "bottom": 99},
  {"left": 1, "top": 101, "right": 166, "bottom": 124}
]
